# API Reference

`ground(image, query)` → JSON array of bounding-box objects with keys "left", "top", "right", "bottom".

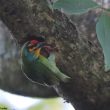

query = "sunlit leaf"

[
  {"left": 28, "top": 98, "right": 63, "bottom": 110},
  {"left": 96, "top": 12, "right": 110, "bottom": 71},
  {"left": 53, "top": 0, "right": 99, "bottom": 14},
  {"left": 0, "top": 103, "right": 11, "bottom": 110}
]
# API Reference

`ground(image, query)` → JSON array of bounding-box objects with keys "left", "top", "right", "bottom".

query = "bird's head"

[
  {"left": 21, "top": 35, "right": 57, "bottom": 61},
  {"left": 26, "top": 39, "right": 53, "bottom": 59}
]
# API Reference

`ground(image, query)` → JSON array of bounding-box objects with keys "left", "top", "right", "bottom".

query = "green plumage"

[{"left": 21, "top": 41, "right": 70, "bottom": 86}]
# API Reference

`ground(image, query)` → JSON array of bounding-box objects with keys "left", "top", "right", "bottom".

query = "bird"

[{"left": 21, "top": 38, "right": 70, "bottom": 86}]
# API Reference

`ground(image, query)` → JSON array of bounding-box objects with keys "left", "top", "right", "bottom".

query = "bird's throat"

[{"left": 34, "top": 48, "right": 41, "bottom": 57}]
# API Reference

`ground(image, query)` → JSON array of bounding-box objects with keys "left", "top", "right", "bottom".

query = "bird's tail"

[{"left": 59, "top": 72, "right": 71, "bottom": 83}]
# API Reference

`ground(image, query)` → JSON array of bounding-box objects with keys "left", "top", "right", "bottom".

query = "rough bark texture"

[
  {"left": 0, "top": 21, "right": 58, "bottom": 98},
  {"left": 0, "top": 0, "right": 110, "bottom": 110}
]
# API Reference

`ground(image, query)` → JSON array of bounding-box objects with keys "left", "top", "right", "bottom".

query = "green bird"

[{"left": 21, "top": 39, "right": 70, "bottom": 86}]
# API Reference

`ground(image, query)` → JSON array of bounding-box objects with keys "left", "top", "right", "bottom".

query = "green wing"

[{"left": 39, "top": 54, "right": 70, "bottom": 82}]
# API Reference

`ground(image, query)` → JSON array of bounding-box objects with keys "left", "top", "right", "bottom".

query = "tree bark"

[
  {"left": 0, "top": 20, "right": 58, "bottom": 98},
  {"left": 0, "top": 0, "right": 110, "bottom": 110}
]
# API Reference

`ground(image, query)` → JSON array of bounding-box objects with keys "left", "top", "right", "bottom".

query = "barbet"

[{"left": 21, "top": 38, "right": 70, "bottom": 86}]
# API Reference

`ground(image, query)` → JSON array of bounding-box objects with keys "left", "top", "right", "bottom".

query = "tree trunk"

[
  {"left": 0, "top": 0, "right": 110, "bottom": 110},
  {"left": 0, "top": 20, "right": 58, "bottom": 98}
]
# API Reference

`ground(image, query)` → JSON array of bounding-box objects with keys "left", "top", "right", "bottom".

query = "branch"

[{"left": 0, "top": 0, "right": 110, "bottom": 110}]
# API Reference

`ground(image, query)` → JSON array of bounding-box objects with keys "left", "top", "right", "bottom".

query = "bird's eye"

[
  {"left": 40, "top": 48, "right": 49, "bottom": 58},
  {"left": 39, "top": 46, "right": 52, "bottom": 58}
]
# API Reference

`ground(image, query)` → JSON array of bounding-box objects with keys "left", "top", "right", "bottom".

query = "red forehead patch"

[{"left": 30, "top": 40, "right": 38, "bottom": 44}]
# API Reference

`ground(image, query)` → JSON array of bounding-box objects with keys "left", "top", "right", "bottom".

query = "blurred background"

[{"left": 0, "top": 89, "right": 74, "bottom": 110}]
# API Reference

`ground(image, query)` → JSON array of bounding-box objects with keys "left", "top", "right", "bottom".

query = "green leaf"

[
  {"left": 0, "top": 103, "right": 11, "bottom": 110},
  {"left": 28, "top": 98, "right": 63, "bottom": 110},
  {"left": 106, "top": 8, "right": 110, "bottom": 12},
  {"left": 96, "top": 12, "right": 110, "bottom": 71},
  {"left": 53, "top": 0, "right": 99, "bottom": 14}
]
